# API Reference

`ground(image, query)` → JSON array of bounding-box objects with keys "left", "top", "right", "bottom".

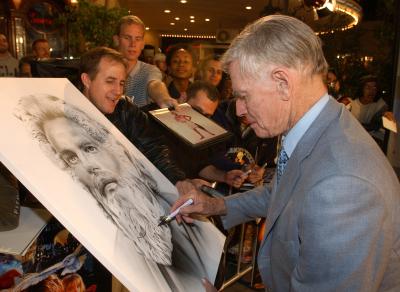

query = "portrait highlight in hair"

[{"left": 14, "top": 94, "right": 173, "bottom": 266}]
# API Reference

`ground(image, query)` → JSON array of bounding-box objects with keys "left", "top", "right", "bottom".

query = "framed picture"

[
  {"left": 149, "top": 103, "right": 230, "bottom": 148},
  {"left": 0, "top": 78, "right": 225, "bottom": 292}
]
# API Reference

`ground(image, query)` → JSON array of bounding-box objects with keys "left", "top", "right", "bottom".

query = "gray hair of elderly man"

[{"left": 221, "top": 14, "right": 328, "bottom": 80}]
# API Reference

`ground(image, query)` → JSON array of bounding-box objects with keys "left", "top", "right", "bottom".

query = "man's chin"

[
  {"left": 102, "top": 104, "right": 117, "bottom": 114},
  {"left": 126, "top": 54, "right": 139, "bottom": 62},
  {"left": 251, "top": 125, "right": 272, "bottom": 138}
]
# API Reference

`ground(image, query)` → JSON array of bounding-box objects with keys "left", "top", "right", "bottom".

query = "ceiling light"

[
  {"left": 164, "top": 9, "right": 171, "bottom": 13},
  {"left": 245, "top": 6, "right": 252, "bottom": 10},
  {"left": 170, "top": 22, "right": 175, "bottom": 25},
  {"left": 175, "top": 17, "right": 180, "bottom": 20},
  {"left": 180, "top": 0, "right": 187, "bottom": 3},
  {"left": 145, "top": 27, "right": 150, "bottom": 30},
  {"left": 184, "top": 28, "right": 188, "bottom": 31},
  {"left": 190, "top": 19, "right": 195, "bottom": 23},
  {"left": 205, "top": 18, "right": 210, "bottom": 22},
  {"left": 190, "top": 16, "right": 195, "bottom": 19}
]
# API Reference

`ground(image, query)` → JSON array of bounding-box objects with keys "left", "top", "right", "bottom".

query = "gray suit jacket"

[{"left": 222, "top": 98, "right": 400, "bottom": 291}]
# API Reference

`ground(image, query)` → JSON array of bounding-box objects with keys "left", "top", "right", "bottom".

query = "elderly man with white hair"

[{"left": 173, "top": 15, "right": 400, "bottom": 292}]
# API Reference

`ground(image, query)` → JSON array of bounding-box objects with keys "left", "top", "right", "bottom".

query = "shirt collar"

[
  {"left": 129, "top": 60, "right": 142, "bottom": 76},
  {"left": 282, "top": 93, "right": 330, "bottom": 157}
]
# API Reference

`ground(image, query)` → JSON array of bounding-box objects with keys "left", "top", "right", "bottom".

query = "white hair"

[{"left": 221, "top": 14, "right": 328, "bottom": 80}]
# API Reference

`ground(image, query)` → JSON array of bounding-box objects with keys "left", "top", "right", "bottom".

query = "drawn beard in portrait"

[
  {"left": 14, "top": 95, "right": 173, "bottom": 265},
  {"left": 83, "top": 140, "right": 173, "bottom": 266}
]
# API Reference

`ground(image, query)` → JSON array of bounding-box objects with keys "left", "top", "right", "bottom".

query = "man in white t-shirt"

[{"left": 113, "top": 16, "right": 178, "bottom": 109}]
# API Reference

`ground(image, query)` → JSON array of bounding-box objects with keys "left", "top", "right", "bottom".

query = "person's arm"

[
  {"left": 172, "top": 181, "right": 270, "bottom": 227},
  {"left": 148, "top": 79, "right": 179, "bottom": 109},
  {"left": 198, "top": 165, "right": 246, "bottom": 188},
  {"left": 291, "top": 175, "right": 391, "bottom": 291},
  {"left": 171, "top": 189, "right": 227, "bottom": 224}
]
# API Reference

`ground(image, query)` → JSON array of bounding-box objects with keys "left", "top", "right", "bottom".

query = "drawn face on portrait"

[
  {"left": 42, "top": 117, "right": 122, "bottom": 197},
  {"left": 14, "top": 95, "right": 173, "bottom": 265}
]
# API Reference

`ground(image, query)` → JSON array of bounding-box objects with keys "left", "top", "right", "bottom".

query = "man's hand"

[
  {"left": 383, "top": 111, "right": 395, "bottom": 121},
  {"left": 170, "top": 188, "right": 227, "bottom": 224},
  {"left": 175, "top": 179, "right": 211, "bottom": 197},
  {"left": 159, "top": 97, "right": 179, "bottom": 110},
  {"left": 224, "top": 169, "right": 246, "bottom": 188},
  {"left": 337, "top": 96, "right": 351, "bottom": 105},
  {"left": 246, "top": 164, "right": 265, "bottom": 185},
  {"left": 148, "top": 79, "right": 180, "bottom": 110}
]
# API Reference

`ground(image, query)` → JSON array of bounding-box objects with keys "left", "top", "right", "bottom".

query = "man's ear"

[
  {"left": 112, "top": 35, "right": 119, "bottom": 48},
  {"left": 81, "top": 73, "right": 91, "bottom": 90},
  {"left": 272, "top": 68, "right": 290, "bottom": 101}
]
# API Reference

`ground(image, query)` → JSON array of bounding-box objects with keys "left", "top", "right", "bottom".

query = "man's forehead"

[
  {"left": 174, "top": 49, "right": 191, "bottom": 58},
  {"left": 98, "top": 57, "right": 126, "bottom": 74},
  {"left": 121, "top": 23, "right": 144, "bottom": 36},
  {"left": 229, "top": 61, "right": 277, "bottom": 94},
  {"left": 45, "top": 117, "right": 96, "bottom": 145},
  {"left": 229, "top": 62, "right": 249, "bottom": 95}
]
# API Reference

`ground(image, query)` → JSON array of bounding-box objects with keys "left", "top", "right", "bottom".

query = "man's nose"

[
  {"left": 128, "top": 38, "right": 137, "bottom": 46},
  {"left": 114, "top": 83, "right": 124, "bottom": 96},
  {"left": 81, "top": 156, "right": 100, "bottom": 174},
  {"left": 235, "top": 99, "right": 247, "bottom": 116},
  {"left": 88, "top": 166, "right": 100, "bottom": 175}
]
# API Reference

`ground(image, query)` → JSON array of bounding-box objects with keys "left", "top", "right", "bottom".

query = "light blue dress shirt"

[{"left": 282, "top": 94, "right": 330, "bottom": 157}]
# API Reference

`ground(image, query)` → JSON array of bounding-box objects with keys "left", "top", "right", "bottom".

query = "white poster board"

[{"left": 0, "top": 78, "right": 225, "bottom": 292}]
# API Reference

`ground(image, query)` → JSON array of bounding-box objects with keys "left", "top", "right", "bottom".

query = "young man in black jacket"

[{"left": 79, "top": 46, "right": 188, "bottom": 186}]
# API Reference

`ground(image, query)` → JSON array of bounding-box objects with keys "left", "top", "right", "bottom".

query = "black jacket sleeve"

[{"left": 106, "top": 98, "right": 186, "bottom": 184}]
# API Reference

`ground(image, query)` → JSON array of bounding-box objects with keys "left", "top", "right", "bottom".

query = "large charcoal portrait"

[{"left": 0, "top": 78, "right": 224, "bottom": 292}]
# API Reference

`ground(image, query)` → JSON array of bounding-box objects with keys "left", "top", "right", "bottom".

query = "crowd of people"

[{"left": 1, "top": 12, "right": 400, "bottom": 292}]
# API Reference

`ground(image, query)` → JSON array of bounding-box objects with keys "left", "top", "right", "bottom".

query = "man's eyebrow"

[{"left": 79, "top": 140, "right": 98, "bottom": 149}]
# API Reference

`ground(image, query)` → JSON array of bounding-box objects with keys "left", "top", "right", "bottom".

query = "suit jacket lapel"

[{"left": 262, "top": 98, "right": 342, "bottom": 240}]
